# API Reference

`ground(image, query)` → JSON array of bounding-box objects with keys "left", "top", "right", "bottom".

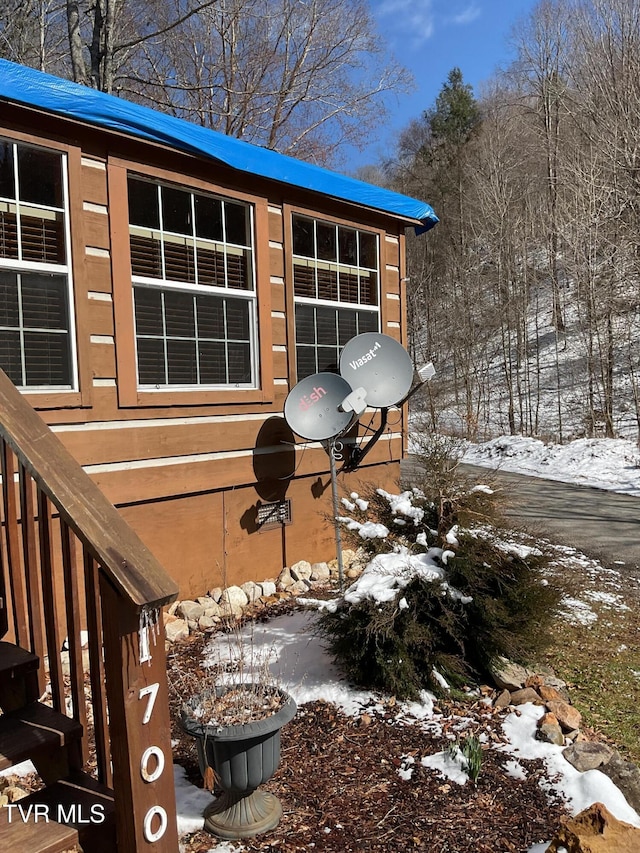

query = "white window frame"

[
  {"left": 0, "top": 139, "right": 77, "bottom": 392},
  {"left": 292, "top": 214, "right": 380, "bottom": 380},
  {"left": 128, "top": 177, "right": 259, "bottom": 391}
]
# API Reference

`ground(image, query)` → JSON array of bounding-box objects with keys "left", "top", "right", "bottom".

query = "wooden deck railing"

[{"left": 0, "top": 368, "right": 180, "bottom": 851}]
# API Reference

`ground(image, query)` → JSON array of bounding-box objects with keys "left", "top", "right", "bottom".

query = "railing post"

[{"left": 100, "top": 575, "right": 179, "bottom": 852}]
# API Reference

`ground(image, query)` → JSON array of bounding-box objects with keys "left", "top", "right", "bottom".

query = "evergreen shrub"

[{"left": 319, "top": 435, "right": 561, "bottom": 699}]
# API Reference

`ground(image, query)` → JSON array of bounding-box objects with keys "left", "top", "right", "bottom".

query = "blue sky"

[{"left": 348, "top": 0, "right": 538, "bottom": 171}]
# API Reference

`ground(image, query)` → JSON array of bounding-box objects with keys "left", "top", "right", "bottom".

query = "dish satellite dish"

[
  {"left": 284, "top": 372, "right": 354, "bottom": 441},
  {"left": 339, "top": 332, "right": 414, "bottom": 408}
]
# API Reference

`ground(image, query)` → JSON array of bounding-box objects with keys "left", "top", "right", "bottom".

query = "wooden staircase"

[
  {"left": 0, "top": 369, "right": 180, "bottom": 852},
  {"left": 0, "top": 641, "right": 114, "bottom": 851}
]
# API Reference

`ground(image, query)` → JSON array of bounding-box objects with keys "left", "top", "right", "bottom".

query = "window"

[
  {"left": 0, "top": 139, "right": 75, "bottom": 389},
  {"left": 292, "top": 214, "right": 379, "bottom": 379},
  {"left": 127, "top": 176, "right": 257, "bottom": 388}
]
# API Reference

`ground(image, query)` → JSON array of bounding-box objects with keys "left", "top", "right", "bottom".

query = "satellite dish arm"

[
  {"left": 343, "top": 408, "right": 388, "bottom": 472},
  {"left": 398, "top": 362, "right": 436, "bottom": 406}
]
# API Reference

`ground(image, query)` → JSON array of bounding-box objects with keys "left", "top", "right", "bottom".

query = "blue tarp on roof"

[{"left": 0, "top": 59, "right": 437, "bottom": 233}]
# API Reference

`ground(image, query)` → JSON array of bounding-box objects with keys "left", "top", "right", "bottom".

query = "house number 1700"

[{"left": 138, "top": 683, "right": 168, "bottom": 842}]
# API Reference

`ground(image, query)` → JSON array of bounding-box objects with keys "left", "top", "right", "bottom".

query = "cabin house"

[
  {"left": 0, "top": 58, "right": 436, "bottom": 851},
  {"left": 0, "top": 59, "right": 437, "bottom": 600}
]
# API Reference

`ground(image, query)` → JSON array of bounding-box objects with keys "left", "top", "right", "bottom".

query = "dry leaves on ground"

[{"left": 169, "top": 624, "right": 568, "bottom": 853}]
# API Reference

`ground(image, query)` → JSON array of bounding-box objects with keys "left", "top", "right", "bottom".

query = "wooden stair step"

[
  {"left": 0, "top": 701, "right": 82, "bottom": 772},
  {"left": 0, "top": 642, "right": 39, "bottom": 679},
  {"left": 0, "top": 802, "right": 78, "bottom": 853},
  {"left": 17, "top": 772, "right": 116, "bottom": 852},
  {"left": 0, "top": 642, "right": 41, "bottom": 712}
]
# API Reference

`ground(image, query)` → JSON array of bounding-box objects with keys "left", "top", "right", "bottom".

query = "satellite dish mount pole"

[{"left": 328, "top": 439, "right": 345, "bottom": 592}]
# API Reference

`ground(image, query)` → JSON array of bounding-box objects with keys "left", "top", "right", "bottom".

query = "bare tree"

[
  {"left": 0, "top": 0, "right": 67, "bottom": 70},
  {"left": 64, "top": 0, "right": 223, "bottom": 93},
  {"left": 3, "top": 0, "right": 410, "bottom": 166},
  {"left": 126, "top": 0, "right": 411, "bottom": 164}
]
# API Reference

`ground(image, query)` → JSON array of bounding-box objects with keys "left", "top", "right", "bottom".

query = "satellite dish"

[
  {"left": 339, "top": 332, "right": 414, "bottom": 408},
  {"left": 284, "top": 372, "right": 354, "bottom": 441}
]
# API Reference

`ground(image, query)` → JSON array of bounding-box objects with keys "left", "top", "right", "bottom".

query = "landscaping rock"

[
  {"left": 290, "top": 560, "right": 312, "bottom": 582},
  {"left": 220, "top": 585, "right": 249, "bottom": 617},
  {"left": 489, "top": 658, "right": 532, "bottom": 692},
  {"left": 164, "top": 615, "right": 189, "bottom": 643},
  {"left": 541, "top": 675, "right": 571, "bottom": 701},
  {"left": 208, "top": 587, "right": 223, "bottom": 603},
  {"left": 177, "top": 600, "right": 205, "bottom": 622},
  {"left": 494, "top": 689, "right": 512, "bottom": 709},
  {"left": 545, "top": 801, "right": 640, "bottom": 852},
  {"left": 341, "top": 548, "right": 358, "bottom": 569},
  {"left": 600, "top": 753, "right": 640, "bottom": 814},
  {"left": 198, "top": 615, "right": 217, "bottom": 630},
  {"left": 510, "top": 687, "right": 544, "bottom": 706},
  {"left": 537, "top": 713, "right": 564, "bottom": 746},
  {"left": 538, "top": 683, "right": 566, "bottom": 704},
  {"left": 277, "top": 567, "right": 295, "bottom": 590},
  {"left": 563, "top": 742, "right": 614, "bottom": 772},
  {"left": 310, "top": 562, "right": 331, "bottom": 582},
  {"left": 241, "top": 581, "right": 262, "bottom": 602},
  {"left": 546, "top": 699, "right": 582, "bottom": 732},
  {"left": 260, "top": 580, "right": 277, "bottom": 597},
  {"left": 204, "top": 602, "right": 224, "bottom": 619}
]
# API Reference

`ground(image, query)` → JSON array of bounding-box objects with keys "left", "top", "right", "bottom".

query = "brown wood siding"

[
  {"left": 2, "top": 103, "right": 414, "bottom": 593},
  {"left": 385, "top": 265, "right": 400, "bottom": 296},
  {"left": 383, "top": 235, "right": 401, "bottom": 339},
  {"left": 119, "top": 493, "right": 226, "bottom": 596},
  {"left": 272, "top": 349, "right": 288, "bottom": 379},
  {"left": 52, "top": 408, "right": 388, "bottom": 467},
  {"left": 84, "top": 252, "right": 112, "bottom": 293},
  {"left": 90, "top": 340, "right": 116, "bottom": 379},
  {"left": 268, "top": 207, "right": 284, "bottom": 243},
  {"left": 269, "top": 243, "right": 284, "bottom": 277},
  {"left": 385, "top": 235, "right": 400, "bottom": 268},
  {"left": 82, "top": 207, "right": 110, "bottom": 250},
  {"left": 54, "top": 416, "right": 276, "bottom": 465},
  {"left": 270, "top": 314, "right": 287, "bottom": 346},
  {"left": 81, "top": 160, "right": 108, "bottom": 205},
  {"left": 88, "top": 295, "right": 115, "bottom": 337},
  {"left": 270, "top": 280, "right": 286, "bottom": 312},
  {"left": 385, "top": 295, "right": 401, "bottom": 325},
  {"left": 118, "top": 458, "right": 401, "bottom": 597},
  {"left": 87, "top": 436, "right": 402, "bottom": 507}
]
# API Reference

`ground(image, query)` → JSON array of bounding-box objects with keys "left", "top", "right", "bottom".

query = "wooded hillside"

[{"left": 393, "top": 0, "right": 640, "bottom": 444}]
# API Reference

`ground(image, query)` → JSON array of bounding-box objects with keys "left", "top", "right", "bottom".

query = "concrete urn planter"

[{"left": 180, "top": 685, "right": 297, "bottom": 839}]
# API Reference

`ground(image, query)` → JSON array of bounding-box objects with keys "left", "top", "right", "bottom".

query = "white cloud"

[
  {"left": 449, "top": 3, "right": 481, "bottom": 25},
  {"left": 373, "top": 0, "right": 435, "bottom": 45}
]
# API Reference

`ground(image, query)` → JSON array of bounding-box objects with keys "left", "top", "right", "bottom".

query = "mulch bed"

[{"left": 169, "top": 617, "right": 569, "bottom": 853}]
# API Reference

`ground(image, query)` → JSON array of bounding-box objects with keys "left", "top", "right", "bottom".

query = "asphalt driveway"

[{"left": 401, "top": 458, "right": 640, "bottom": 573}]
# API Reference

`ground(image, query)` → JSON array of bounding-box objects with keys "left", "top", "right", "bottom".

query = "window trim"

[
  {"left": 0, "top": 127, "right": 90, "bottom": 409},
  {"left": 284, "top": 204, "right": 384, "bottom": 384},
  {"left": 109, "top": 158, "right": 273, "bottom": 407}
]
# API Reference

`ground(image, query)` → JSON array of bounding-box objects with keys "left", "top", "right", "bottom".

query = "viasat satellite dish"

[
  {"left": 339, "top": 332, "right": 414, "bottom": 408},
  {"left": 284, "top": 372, "right": 354, "bottom": 441}
]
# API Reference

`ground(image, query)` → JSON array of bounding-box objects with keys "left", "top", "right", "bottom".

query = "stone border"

[{"left": 163, "top": 549, "right": 363, "bottom": 642}]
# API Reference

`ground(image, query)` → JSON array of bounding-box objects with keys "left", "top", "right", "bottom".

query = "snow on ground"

[
  {"left": 175, "top": 435, "right": 640, "bottom": 852},
  {"left": 463, "top": 435, "right": 640, "bottom": 495},
  {"left": 0, "top": 759, "right": 35, "bottom": 778},
  {"left": 175, "top": 608, "right": 640, "bottom": 853}
]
